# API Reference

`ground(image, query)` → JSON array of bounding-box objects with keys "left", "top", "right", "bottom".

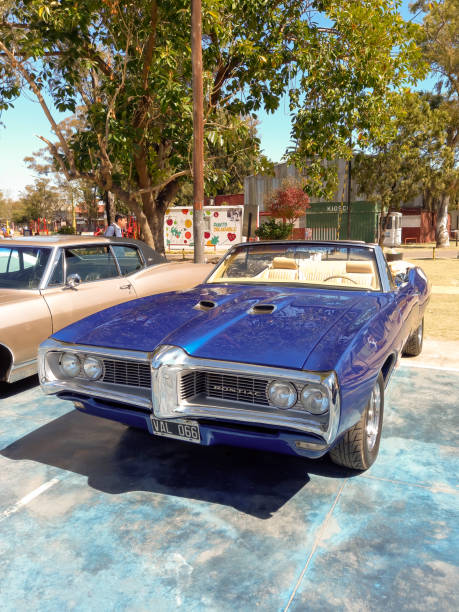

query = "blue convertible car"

[{"left": 39, "top": 241, "right": 430, "bottom": 471}]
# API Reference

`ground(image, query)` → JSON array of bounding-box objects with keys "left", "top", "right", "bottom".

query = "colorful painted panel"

[{"left": 164, "top": 206, "right": 243, "bottom": 251}]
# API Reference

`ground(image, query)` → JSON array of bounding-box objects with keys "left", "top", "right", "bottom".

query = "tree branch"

[
  {"left": 0, "top": 40, "right": 76, "bottom": 169},
  {"left": 133, "top": 169, "right": 191, "bottom": 197},
  {"left": 141, "top": 1, "right": 158, "bottom": 90},
  {"left": 211, "top": 57, "right": 240, "bottom": 106}
]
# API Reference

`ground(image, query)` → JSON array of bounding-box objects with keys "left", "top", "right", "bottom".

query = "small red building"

[
  {"left": 205, "top": 193, "right": 244, "bottom": 206},
  {"left": 401, "top": 209, "right": 451, "bottom": 243}
]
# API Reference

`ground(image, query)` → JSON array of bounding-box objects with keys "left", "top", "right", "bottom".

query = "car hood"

[{"left": 53, "top": 284, "right": 382, "bottom": 370}]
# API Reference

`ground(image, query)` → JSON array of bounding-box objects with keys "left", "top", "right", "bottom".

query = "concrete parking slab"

[{"left": 0, "top": 365, "right": 457, "bottom": 611}]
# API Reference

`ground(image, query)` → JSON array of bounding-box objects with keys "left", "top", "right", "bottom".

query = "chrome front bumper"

[{"left": 39, "top": 340, "right": 341, "bottom": 445}]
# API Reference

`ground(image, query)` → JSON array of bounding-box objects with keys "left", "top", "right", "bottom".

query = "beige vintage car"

[{"left": 0, "top": 236, "right": 211, "bottom": 383}]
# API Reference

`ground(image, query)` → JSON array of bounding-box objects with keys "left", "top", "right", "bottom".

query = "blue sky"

[{"left": 0, "top": 1, "right": 428, "bottom": 199}]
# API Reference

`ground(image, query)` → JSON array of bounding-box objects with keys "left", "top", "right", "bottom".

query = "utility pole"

[{"left": 191, "top": 0, "right": 205, "bottom": 263}]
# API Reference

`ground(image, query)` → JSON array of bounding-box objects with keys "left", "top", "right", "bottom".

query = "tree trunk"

[
  {"left": 150, "top": 206, "right": 166, "bottom": 254},
  {"left": 150, "top": 180, "right": 181, "bottom": 255},
  {"left": 435, "top": 194, "right": 450, "bottom": 247},
  {"left": 104, "top": 190, "right": 116, "bottom": 226},
  {"left": 378, "top": 204, "right": 391, "bottom": 247},
  {"left": 131, "top": 202, "right": 155, "bottom": 249}
]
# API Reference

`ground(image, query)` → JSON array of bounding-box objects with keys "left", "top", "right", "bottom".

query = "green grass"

[{"left": 406, "top": 258, "right": 459, "bottom": 341}]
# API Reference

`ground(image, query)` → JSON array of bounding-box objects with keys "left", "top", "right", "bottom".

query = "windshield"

[
  {"left": 207, "top": 243, "right": 380, "bottom": 291},
  {"left": 0, "top": 246, "right": 51, "bottom": 289}
]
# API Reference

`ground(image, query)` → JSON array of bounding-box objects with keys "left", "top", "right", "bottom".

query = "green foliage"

[
  {"left": 0, "top": 190, "right": 14, "bottom": 220},
  {"left": 17, "top": 178, "right": 62, "bottom": 222},
  {"left": 255, "top": 218, "right": 293, "bottom": 240},
  {"left": 352, "top": 90, "right": 457, "bottom": 244},
  {"left": 289, "top": 0, "right": 427, "bottom": 171},
  {"left": 0, "top": 0, "right": 426, "bottom": 251},
  {"left": 412, "top": 0, "right": 458, "bottom": 100},
  {"left": 57, "top": 225, "right": 76, "bottom": 234},
  {"left": 411, "top": 0, "right": 459, "bottom": 244},
  {"left": 354, "top": 90, "right": 456, "bottom": 204}
]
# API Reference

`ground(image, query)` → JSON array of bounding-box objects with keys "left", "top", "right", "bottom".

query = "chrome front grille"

[
  {"left": 180, "top": 371, "right": 206, "bottom": 398},
  {"left": 180, "top": 371, "right": 269, "bottom": 406},
  {"left": 102, "top": 359, "right": 151, "bottom": 388}
]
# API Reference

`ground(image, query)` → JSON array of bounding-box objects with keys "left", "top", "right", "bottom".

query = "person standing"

[{"left": 104, "top": 214, "right": 128, "bottom": 238}]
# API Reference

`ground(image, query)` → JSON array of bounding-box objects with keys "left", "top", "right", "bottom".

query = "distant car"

[
  {"left": 1, "top": 236, "right": 211, "bottom": 383},
  {"left": 39, "top": 240, "right": 430, "bottom": 471}
]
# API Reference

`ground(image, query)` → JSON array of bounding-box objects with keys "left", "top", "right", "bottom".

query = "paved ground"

[{"left": 0, "top": 359, "right": 457, "bottom": 611}]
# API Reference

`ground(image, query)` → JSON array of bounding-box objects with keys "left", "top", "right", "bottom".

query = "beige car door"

[
  {"left": 41, "top": 245, "right": 137, "bottom": 334},
  {"left": 128, "top": 261, "right": 212, "bottom": 297},
  {"left": 110, "top": 243, "right": 211, "bottom": 298},
  {"left": 0, "top": 290, "right": 52, "bottom": 365}
]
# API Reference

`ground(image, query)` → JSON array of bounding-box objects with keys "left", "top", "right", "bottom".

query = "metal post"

[
  {"left": 191, "top": 0, "right": 204, "bottom": 263},
  {"left": 247, "top": 212, "right": 252, "bottom": 241},
  {"left": 346, "top": 158, "right": 352, "bottom": 239}
]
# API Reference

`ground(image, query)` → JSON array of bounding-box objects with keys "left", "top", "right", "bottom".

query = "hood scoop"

[
  {"left": 249, "top": 303, "right": 276, "bottom": 315},
  {"left": 194, "top": 299, "right": 217, "bottom": 311}
]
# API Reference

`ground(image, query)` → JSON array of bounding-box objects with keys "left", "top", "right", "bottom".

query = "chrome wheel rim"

[
  {"left": 417, "top": 321, "right": 423, "bottom": 345},
  {"left": 366, "top": 383, "right": 381, "bottom": 451}
]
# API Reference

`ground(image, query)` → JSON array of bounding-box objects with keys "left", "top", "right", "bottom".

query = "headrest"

[
  {"left": 272, "top": 257, "right": 298, "bottom": 270},
  {"left": 346, "top": 261, "right": 373, "bottom": 274}
]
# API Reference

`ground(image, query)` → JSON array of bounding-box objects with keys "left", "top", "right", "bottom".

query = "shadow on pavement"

[
  {"left": 1, "top": 409, "right": 354, "bottom": 519},
  {"left": 0, "top": 375, "right": 39, "bottom": 399}
]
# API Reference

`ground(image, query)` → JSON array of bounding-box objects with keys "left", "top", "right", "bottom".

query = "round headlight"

[
  {"left": 267, "top": 380, "right": 297, "bottom": 409},
  {"left": 83, "top": 356, "right": 103, "bottom": 380},
  {"left": 60, "top": 352, "right": 81, "bottom": 378},
  {"left": 300, "top": 386, "right": 330, "bottom": 414}
]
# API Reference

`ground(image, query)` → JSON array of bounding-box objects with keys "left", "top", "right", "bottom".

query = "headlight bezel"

[
  {"left": 58, "top": 351, "right": 104, "bottom": 381},
  {"left": 82, "top": 356, "right": 104, "bottom": 380},
  {"left": 300, "top": 385, "right": 330, "bottom": 414},
  {"left": 59, "top": 352, "right": 82, "bottom": 378},
  {"left": 265, "top": 372, "right": 338, "bottom": 416},
  {"left": 266, "top": 379, "right": 298, "bottom": 410}
]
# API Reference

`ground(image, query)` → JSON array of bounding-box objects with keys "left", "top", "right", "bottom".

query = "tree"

[
  {"left": 166, "top": 114, "right": 271, "bottom": 206},
  {"left": 353, "top": 91, "right": 456, "bottom": 245},
  {"left": 267, "top": 178, "right": 310, "bottom": 224},
  {"left": 25, "top": 140, "right": 103, "bottom": 231},
  {"left": 1, "top": 1, "right": 424, "bottom": 253},
  {"left": 15, "top": 178, "right": 62, "bottom": 224},
  {"left": 0, "top": 190, "right": 14, "bottom": 220},
  {"left": 410, "top": 0, "right": 459, "bottom": 245}
]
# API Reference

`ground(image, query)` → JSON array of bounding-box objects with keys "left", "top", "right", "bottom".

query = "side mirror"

[
  {"left": 394, "top": 272, "right": 408, "bottom": 287},
  {"left": 66, "top": 273, "right": 82, "bottom": 289}
]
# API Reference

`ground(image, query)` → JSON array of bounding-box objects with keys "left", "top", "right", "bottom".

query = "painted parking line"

[
  {"left": 284, "top": 479, "right": 348, "bottom": 611},
  {"left": 0, "top": 477, "right": 60, "bottom": 523},
  {"left": 399, "top": 362, "right": 459, "bottom": 373}
]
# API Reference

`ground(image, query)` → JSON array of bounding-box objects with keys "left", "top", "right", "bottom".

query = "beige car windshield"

[
  {"left": 0, "top": 246, "right": 51, "bottom": 289},
  {"left": 207, "top": 244, "right": 381, "bottom": 291}
]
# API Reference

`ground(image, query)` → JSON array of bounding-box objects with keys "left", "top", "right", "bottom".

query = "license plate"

[{"left": 150, "top": 417, "right": 201, "bottom": 444}]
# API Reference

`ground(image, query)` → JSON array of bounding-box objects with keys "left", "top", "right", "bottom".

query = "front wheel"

[
  {"left": 402, "top": 318, "right": 424, "bottom": 357},
  {"left": 329, "top": 373, "right": 384, "bottom": 471}
]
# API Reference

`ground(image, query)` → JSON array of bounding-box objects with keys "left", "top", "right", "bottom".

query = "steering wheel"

[{"left": 323, "top": 274, "right": 358, "bottom": 285}]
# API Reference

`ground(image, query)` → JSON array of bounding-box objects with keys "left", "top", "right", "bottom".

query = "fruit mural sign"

[{"left": 164, "top": 206, "right": 243, "bottom": 250}]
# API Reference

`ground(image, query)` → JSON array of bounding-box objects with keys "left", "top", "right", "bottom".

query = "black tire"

[
  {"left": 402, "top": 318, "right": 424, "bottom": 357},
  {"left": 329, "top": 373, "right": 384, "bottom": 471}
]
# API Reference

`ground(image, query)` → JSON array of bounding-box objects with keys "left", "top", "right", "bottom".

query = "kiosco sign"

[{"left": 164, "top": 206, "right": 243, "bottom": 251}]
